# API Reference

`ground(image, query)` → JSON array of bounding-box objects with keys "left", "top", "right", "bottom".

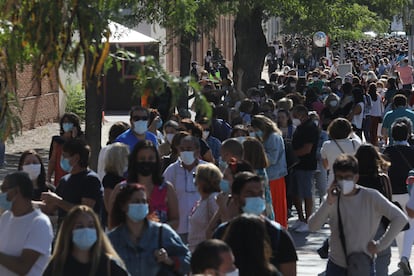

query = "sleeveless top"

[{"left": 149, "top": 182, "right": 169, "bottom": 223}]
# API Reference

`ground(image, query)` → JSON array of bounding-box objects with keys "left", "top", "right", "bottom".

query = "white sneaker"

[
  {"left": 291, "top": 220, "right": 304, "bottom": 230},
  {"left": 295, "top": 222, "right": 310, "bottom": 233}
]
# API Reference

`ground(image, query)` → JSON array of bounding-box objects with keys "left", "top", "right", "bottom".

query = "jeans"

[{"left": 326, "top": 260, "right": 347, "bottom": 276}]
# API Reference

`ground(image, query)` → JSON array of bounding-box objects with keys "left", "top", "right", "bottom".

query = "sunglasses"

[{"left": 132, "top": 116, "right": 148, "bottom": 121}]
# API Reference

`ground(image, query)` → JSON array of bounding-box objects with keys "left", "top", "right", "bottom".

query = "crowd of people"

[{"left": 0, "top": 34, "right": 414, "bottom": 276}]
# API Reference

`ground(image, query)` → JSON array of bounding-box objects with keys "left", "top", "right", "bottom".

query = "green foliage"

[{"left": 64, "top": 82, "right": 85, "bottom": 121}]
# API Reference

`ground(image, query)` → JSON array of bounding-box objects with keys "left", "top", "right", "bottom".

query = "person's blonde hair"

[
  {"left": 195, "top": 163, "right": 222, "bottom": 194},
  {"left": 243, "top": 137, "right": 269, "bottom": 169},
  {"left": 49, "top": 205, "right": 125, "bottom": 276},
  {"left": 104, "top": 142, "right": 129, "bottom": 176},
  {"left": 250, "top": 114, "right": 282, "bottom": 141}
]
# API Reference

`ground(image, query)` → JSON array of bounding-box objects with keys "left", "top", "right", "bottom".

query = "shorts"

[{"left": 293, "top": 169, "right": 314, "bottom": 198}]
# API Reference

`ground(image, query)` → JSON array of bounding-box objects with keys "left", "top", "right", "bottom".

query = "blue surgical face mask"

[
  {"left": 62, "top": 122, "right": 74, "bottom": 133},
  {"left": 255, "top": 130, "right": 263, "bottom": 138},
  {"left": 127, "top": 203, "right": 149, "bottom": 222},
  {"left": 72, "top": 228, "right": 97, "bottom": 250},
  {"left": 249, "top": 132, "right": 256, "bottom": 137},
  {"left": 220, "top": 179, "right": 231, "bottom": 193},
  {"left": 156, "top": 118, "right": 163, "bottom": 130},
  {"left": 242, "top": 197, "right": 265, "bottom": 215},
  {"left": 133, "top": 120, "right": 148, "bottom": 135},
  {"left": 218, "top": 157, "right": 228, "bottom": 171},
  {"left": 60, "top": 157, "right": 73, "bottom": 173},
  {"left": 0, "top": 193, "right": 12, "bottom": 210}
]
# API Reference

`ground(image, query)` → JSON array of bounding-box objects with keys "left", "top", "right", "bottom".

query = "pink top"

[
  {"left": 396, "top": 65, "right": 413, "bottom": 85},
  {"left": 149, "top": 182, "right": 168, "bottom": 223}
]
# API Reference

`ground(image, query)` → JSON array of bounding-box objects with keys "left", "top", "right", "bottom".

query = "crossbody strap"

[
  {"left": 337, "top": 194, "right": 348, "bottom": 261},
  {"left": 396, "top": 148, "right": 413, "bottom": 170},
  {"left": 333, "top": 139, "right": 346, "bottom": 154}
]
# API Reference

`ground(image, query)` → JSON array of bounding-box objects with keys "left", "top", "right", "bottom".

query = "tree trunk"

[
  {"left": 177, "top": 33, "right": 192, "bottom": 111},
  {"left": 233, "top": 7, "right": 268, "bottom": 94},
  {"left": 84, "top": 73, "right": 102, "bottom": 171}
]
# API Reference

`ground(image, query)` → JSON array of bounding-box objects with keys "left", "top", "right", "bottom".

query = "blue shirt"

[
  {"left": 115, "top": 129, "right": 158, "bottom": 152},
  {"left": 382, "top": 107, "right": 414, "bottom": 145},
  {"left": 206, "top": 135, "right": 221, "bottom": 161},
  {"left": 108, "top": 221, "right": 191, "bottom": 276},
  {"left": 264, "top": 132, "right": 288, "bottom": 180}
]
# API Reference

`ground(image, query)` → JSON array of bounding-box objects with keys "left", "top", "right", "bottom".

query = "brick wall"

[{"left": 15, "top": 65, "right": 59, "bottom": 130}]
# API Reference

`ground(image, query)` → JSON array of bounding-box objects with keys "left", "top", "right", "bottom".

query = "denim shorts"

[{"left": 293, "top": 169, "right": 314, "bottom": 198}]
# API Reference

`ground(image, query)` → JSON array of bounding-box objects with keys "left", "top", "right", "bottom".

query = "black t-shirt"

[
  {"left": 43, "top": 254, "right": 128, "bottom": 276},
  {"left": 383, "top": 145, "right": 414, "bottom": 194},
  {"left": 103, "top": 173, "right": 125, "bottom": 190},
  {"left": 56, "top": 170, "right": 103, "bottom": 221},
  {"left": 292, "top": 119, "right": 320, "bottom": 170},
  {"left": 213, "top": 217, "right": 298, "bottom": 268}
]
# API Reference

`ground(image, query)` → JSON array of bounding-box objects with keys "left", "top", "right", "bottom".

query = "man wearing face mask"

[
  {"left": 163, "top": 134, "right": 207, "bottom": 243},
  {"left": 213, "top": 172, "right": 297, "bottom": 276},
  {"left": 308, "top": 154, "right": 408, "bottom": 275},
  {"left": 291, "top": 105, "right": 320, "bottom": 233},
  {"left": 0, "top": 171, "right": 53, "bottom": 276},
  {"left": 158, "top": 120, "right": 179, "bottom": 157},
  {"left": 41, "top": 139, "right": 103, "bottom": 226},
  {"left": 115, "top": 105, "right": 158, "bottom": 152}
]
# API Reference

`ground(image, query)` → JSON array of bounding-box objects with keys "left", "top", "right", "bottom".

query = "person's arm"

[
  {"left": 265, "top": 134, "right": 285, "bottom": 165},
  {"left": 294, "top": 143, "right": 313, "bottom": 157},
  {"left": 47, "top": 141, "right": 58, "bottom": 183},
  {"left": 279, "top": 262, "right": 296, "bottom": 276},
  {"left": 322, "top": 158, "right": 329, "bottom": 170},
  {"left": 165, "top": 183, "right": 179, "bottom": 230},
  {"left": 0, "top": 249, "right": 41, "bottom": 275},
  {"left": 103, "top": 188, "right": 113, "bottom": 212},
  {"left": 202, "top": 149, "right": 215, "bottom": 163},
  {"left": 308, "top": 184, "right": 336, "bottom": 232}
]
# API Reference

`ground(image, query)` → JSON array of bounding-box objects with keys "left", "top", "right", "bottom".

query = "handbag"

[{"left": 337, "top": 194, "right": 374, "bottom": 276}]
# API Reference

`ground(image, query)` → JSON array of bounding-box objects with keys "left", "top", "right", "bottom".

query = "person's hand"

[
  {"left": 367, "top": 240, "right": 378, "bottom": 255},
  {"left": 326, "top": 181, "right": 339, "bottom": 205},
  {"left": 154, "top": 248, "right": 173, "bottom": 266},
  {"left": 41, "top": 191, "right": 62, "bottom": 207}
]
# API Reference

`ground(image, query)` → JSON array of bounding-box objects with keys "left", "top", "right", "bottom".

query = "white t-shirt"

[
  {"left": 352, "top": 102, "right": 364, "bottom": 128},
  {"left": 320, "top": 138, "right": 361, "bottom": 185},
  {"left": 369, "top": 96, "right": 383, "bottom": 117},
  {"left": 0, "top": 209, "right": 53, "bottom": 276},
  {"left": 97, "top": 145, "right": 110, "bottom": 181}
]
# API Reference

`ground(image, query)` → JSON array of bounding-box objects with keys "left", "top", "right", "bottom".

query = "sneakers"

[
  {"left": 399, "top": 257, "right": 412, "bottom": 275},
  {"left": 295, "top": 222, "right": 309, "bottom": 233}
]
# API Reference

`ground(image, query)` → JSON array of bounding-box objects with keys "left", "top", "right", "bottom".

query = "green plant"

[{"left": 65, "top": 82, "right": 85, "bottom": 121}]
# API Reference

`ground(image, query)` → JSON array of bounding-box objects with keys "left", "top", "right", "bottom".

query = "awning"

[{"left": 108, "top": 21, "right": 158, "bottom": 44}]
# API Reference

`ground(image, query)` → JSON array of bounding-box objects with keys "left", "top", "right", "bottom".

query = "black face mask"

[{"left": 136, "top": 161, "right": 157, "bottom": 176}]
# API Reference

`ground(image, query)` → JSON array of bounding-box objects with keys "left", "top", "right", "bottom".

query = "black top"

[
  {"left": 103, "top": 173, "right": 125, "bottom": 190},
  {"left": 384, "top": 145, "right": 414, "bottom": 194},
  {"left": 292, "top": 118, "right": 320, "bottom": 170},
  {"left": 43, "top": 254, "right": 129, "bottom": 276},
  {"left": 213, "top": 217, "right": 298, "bottom": 268},
  {"left": 56, "top": 170, "right": 103, "bottom": 221}
]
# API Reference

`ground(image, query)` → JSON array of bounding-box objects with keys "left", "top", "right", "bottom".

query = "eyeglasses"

[{"left": 132, "top": 116, "right": 148, "bottom": 121}]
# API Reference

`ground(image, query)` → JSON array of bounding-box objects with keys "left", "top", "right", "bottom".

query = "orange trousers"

[{"left": 269, "top": 177, "right": 288, "bottom": 228}]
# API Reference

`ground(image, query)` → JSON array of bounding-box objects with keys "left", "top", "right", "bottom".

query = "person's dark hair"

[
  {"left": 191, "top": 239, "right": 233, "bottom": 274},
  {"left": 171, "top": 131, "right": 190, "bottom": 156},
  {"left": 332, "top": 154, "right": 358, "bottom": 174},
  {"left": 228, "top": 160, "right": 255, "bottom": 176},
  {"left": 62, "top": 139, "right": 90, "bottom": 168},
  {"left": 327, "top": 118, "right": 352, "bottom": 139},
  {"left": 368, "top": 83, "right": 378, "bottom": 101},
  {"left": 291, "top": 104, "right": 309, "bottom": 117},
  {"left": 59, "top": 112, "right": 83, "bottom": 137},
  {"left": 391, "top": 121, "right": 409, "bottom": 141},
  {"left": 214, "top": 104, "right": 230, "bottom": 122},
  {"left": 128, "top": 140, "right": 163, "bottom": 185},
  {"left": 393, "top": 94, "right": 407, "bottom": 107},
  {"left": 342, "top": 82, "right": 353, "bottom": 95},
  {"left": 181, "top": 118, "right": 203, "bottom": 138},
  {"left": 352, "top": 87, "right": 364, "bottom": 103},
  {"left": 107, "top": 121, "right": 129, "bottom": 145},
  {"left": 148, "top": 108, "right": 161, "bottom": 126},
  {"left": 18, "top": 150, "right": 46, "bottom": 190},
  {"left": 277, "top": 109, "right": 293, "bottom": 125},
  {"left": 129, "top": 105, "right": 149, "bottom": 117},
  {"left": 221, "top": 139, "right": 244, "bottom": 160},
  {"left": 3, "top": 171, "right": 33, "bottom": 199},
  {"left": 110, "top": 184, "right": 146, "bottom": 228},
  {"left": 387, "top": 77, "right": 397, "bottom": 90},
  {"left": 163, "top": 120, "right": 179, "bottom": 131},
  {"left": 223, "top": 214, "right": 276, "bottom": 276},
  {"left": 355, "top": 144, "right": 390, "bottom": 177},
  {"left": 232, "top": 171, "right": 262, "bottom": 195},
  {"left": 230, "top": 125, "right": 249, "bottom": 137}
]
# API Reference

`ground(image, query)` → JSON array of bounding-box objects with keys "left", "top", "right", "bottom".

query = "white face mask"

[
  {"left": 22, "top": 164, "right": 41, "bottom": 180},
  {"left": 337, "top": 179, "right": 355, "bottom": 195},
  {"left": 292, "top": 118, "right": 301, "bottom": 127},
  {"left": 202, "top": 130, "right": 210, "bottom": 140},
  {"left": 180, "top": 151, "right": 195, "bottom": 165},
  {"left": 166, "top": 133, "right": 175, "bottom": 144},
  {"left": 133, "top": 120, "right": 148, "bottom": 135},
  {"left": 329, "top": 100, "right": 338, "bottom": 107}
]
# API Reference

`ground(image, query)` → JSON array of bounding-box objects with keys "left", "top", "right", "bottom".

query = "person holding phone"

[{"left": 308, "top": 154, "right": 408, "bottom": 276}]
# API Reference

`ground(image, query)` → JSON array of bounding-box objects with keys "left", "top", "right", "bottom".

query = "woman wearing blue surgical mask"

[
  {"left": 18, "top": 150, "right": 55, "bottom": 201},
  {"left": 148, "top": 109, "right": 165, "bottom": 145},
  {"left": 47, "top": 112, "right": 84, "bottom": 186},
  {"left": 43, "top": 205, "right": 128, "bottom": 276},
  {"left": 250, "top": 115, "right": 288, "bottom": 228},
  {"left": 108, "top": 184, "right": 191, "bottom": 276}
]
